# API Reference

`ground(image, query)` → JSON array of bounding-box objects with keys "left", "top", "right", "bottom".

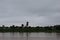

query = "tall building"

[{"left": 26, "top": 21, "right": 29, "bottom": 27}]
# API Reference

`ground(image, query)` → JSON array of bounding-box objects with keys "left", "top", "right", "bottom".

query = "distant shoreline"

[{"left": 0, "top": 25, "right": 60, "bottom": 32}]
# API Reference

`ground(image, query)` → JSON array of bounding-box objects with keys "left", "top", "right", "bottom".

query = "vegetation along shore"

[{"left": 0, "top": 22, "right": 60, "bottom": 32}]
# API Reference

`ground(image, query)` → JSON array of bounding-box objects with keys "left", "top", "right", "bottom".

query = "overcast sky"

[{"left": 0, "top": 0, "right": 60, "bottom": 26}]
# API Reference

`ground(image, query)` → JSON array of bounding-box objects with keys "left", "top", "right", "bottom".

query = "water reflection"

[
  {"left": 10, "top": 32, "right": 30, "bottom": 40},
  {"left": 56, "top": 33, "right": 60, "bottom": 40},
  {"left": 0, "top": 32, "right": 60, "bottom": 40},
  {"left": 25, "top": 32, "right": 31, "bottom": 40},
  {"left": 26, "top": 32, "right": 29, "bottom": 40}
]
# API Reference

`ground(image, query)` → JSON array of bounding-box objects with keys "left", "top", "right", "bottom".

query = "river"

[{"left": 0, "top": 32, "right": 60, "bottom": 40}]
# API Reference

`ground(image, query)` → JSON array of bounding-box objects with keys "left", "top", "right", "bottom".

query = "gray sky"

[{"left": 0, "top": 0, "right": 60, "bottom": 26}]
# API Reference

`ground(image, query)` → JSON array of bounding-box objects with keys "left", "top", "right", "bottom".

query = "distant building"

[
  {"left": 26, "top": 21, "right": 29, "bottom": 27},
  {"left": 21, "top": 24, "right": 24, "bottom": 27}
]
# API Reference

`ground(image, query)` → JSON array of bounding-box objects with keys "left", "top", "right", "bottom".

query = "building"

[{"left": 26, "top": 21, "right": 29, "bottom": 27}]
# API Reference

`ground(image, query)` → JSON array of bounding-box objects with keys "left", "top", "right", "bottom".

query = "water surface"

[{"left": 0, "top": 32, "right": 60, "bottom": 40}]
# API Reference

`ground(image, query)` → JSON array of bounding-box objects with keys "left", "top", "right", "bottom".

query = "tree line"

[{"left": 0, "top": 25, "right": 60, "bottom": 32}]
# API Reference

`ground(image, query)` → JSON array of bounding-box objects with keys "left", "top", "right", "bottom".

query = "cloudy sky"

[{"left": 0, "top": 0, "right": 60, "bottom": 26}]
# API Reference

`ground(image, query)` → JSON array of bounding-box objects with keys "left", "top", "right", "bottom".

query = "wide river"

[{"left": 0, "top": 32, "right": 60, "bottom": 40}]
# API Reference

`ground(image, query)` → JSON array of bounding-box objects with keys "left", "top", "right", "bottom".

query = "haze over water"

[{"left": 0, "top": 32, "right": 60, "bottom": 40}]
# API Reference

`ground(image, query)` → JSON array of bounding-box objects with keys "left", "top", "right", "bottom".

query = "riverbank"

[
  {"left": 0, "top": 28, "right": 60, "bottom": 33},
  {"left": 0, "top": 25, "right": 60, "bottom": 32}
]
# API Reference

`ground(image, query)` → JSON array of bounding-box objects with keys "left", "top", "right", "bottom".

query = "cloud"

[{"left": 0, "top": 0, "right": 60, "bottom": 26}]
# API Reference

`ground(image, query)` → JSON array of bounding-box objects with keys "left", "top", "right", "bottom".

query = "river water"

[{"left": 0, "top": 32, "right": 60, "bottom": 40}]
